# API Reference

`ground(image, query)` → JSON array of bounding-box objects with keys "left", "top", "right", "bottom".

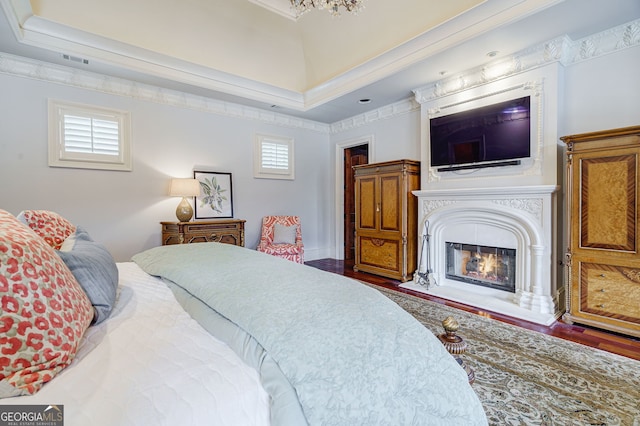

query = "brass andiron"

[{"left": 438, "top": 316, "right": 475, "bottom": 384}]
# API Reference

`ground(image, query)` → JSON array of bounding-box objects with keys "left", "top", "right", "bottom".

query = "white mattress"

[{"left": 0, "top": 262, "right": 270, "bottom": 426}]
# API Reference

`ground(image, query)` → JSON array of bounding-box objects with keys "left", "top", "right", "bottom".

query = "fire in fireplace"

[{"left": 445, "top": 242, "right": 516, "bottom": 293}]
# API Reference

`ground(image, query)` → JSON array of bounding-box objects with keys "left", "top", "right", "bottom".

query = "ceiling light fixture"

[{"left": 291, "top": 0, "right": 365, "bottom": 16}]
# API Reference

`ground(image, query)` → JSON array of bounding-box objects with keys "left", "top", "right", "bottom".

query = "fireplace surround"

[{"left": 403, "top": 185, "right": 561, "bottom": 325}]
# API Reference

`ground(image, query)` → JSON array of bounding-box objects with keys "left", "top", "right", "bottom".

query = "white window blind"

[
  {"left": 63, "top": 115, "right": 120, "bottom": 155},
  {"left": 49, "top": 100, "right": 132, "bottom": 171},
  {"left": 254, "top": 134, "right": 294, "bottom": 180},
  {"left": 261, "top": 141, "right": 289, "bottom": 170}
]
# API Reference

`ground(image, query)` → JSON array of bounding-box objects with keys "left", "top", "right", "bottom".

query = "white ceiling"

[{"left": 1, "top": 0, "right": 638, "bottom": 123}]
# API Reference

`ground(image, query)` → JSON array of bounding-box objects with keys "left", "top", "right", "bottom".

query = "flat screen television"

[{"left": 429, "top": 96, "right": 531, "bottom": 171}]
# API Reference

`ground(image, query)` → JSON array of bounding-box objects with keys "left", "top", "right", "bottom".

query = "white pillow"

[
  {"left": 273, "top": 223, "right": 296, "bottom": 244},
  {"left": 59, "top": 231, "right": 78, "bottom": 252}
]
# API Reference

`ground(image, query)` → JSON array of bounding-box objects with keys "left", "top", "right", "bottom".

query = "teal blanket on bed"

[{"left": 132, "top": 243, "right": 487, "bottom": 426}]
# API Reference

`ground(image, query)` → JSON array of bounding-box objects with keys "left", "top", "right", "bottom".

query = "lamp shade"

[{"left": 169, "top": 178, "right": 201, "bottom": 197}]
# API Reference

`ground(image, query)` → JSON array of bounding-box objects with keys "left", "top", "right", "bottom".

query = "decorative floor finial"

[{"left": 438, "top": 316, "right": 475, "bottom": 384}]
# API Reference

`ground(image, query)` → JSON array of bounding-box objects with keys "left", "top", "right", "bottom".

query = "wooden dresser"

[
  {"left": 353, "top": 159, "right": 420, "bottom": 282},
  {"left": 161, "top": 219, "right": 245, "bottom": 247},
  {"left": 562, "top": 125, "right": 640, "bottom": 338}
]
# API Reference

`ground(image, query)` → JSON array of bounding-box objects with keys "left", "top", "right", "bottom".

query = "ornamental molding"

[
  {"left": 423, "top": 79, "right": 546, "bottom": 183},
  {"left": 0, "top": 52, "right": 331, "bottom": 134},
  {"left": 330, "top": 98, "right": 420, "bottom": 133},
  {"left": 422, "top": 200, "right": 458, "bottom": 216},
  {"left": 0, "top": 18, "right": 637, "bottom": 132},
  {"left": 413, "top": 18, "right": 640, "bottom": 103},
  {"left": 422, "top": 197, "right": 544, "bottom": 224},
  {"left": 491, "top": 198, "right": 543, "bottom": 224}
]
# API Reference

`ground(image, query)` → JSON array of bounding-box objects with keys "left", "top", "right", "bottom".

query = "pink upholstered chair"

[{"left": 257, "top": 216, "right": 304, "bottom": 264}]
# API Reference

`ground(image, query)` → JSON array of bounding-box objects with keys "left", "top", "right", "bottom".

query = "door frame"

[{"left": 334, "top": 135, "right": 375, "bottom": 259}]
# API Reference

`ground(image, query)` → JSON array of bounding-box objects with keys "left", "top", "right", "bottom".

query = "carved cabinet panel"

[
  {"left": 562, "top": 126, "right": 640, "bottom": 337},
  {"left": 353, "top": 160, "right": 420, "bottom": 282}
]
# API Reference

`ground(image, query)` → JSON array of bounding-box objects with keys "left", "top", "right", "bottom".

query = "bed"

[
  {"left": 0, "top": 210, "right": 487, "bottom": 425},
  {"left": 0, "top": 262, "right": 270, "bottom": 424}
]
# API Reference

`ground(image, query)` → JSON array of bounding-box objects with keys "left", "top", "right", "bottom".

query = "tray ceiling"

[{"left": 1, "top": 0, "right": 638, "bottom": 123}]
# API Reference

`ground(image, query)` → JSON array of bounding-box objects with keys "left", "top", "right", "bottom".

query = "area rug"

[{"left": 373, "top": 285, "right": 640, "bottom": 426}]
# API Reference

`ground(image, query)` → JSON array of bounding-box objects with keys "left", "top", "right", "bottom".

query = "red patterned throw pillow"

[
  {"left": 17, "top": 210, "right": 76, "bottom": 250},
  {"left": 0, "top": 210, "right": 93, "bottom": 397}
]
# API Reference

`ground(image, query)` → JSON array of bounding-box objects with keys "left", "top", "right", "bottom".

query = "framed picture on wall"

[{"left": 193, "top": 170, "right": 234, "bottom": 219}]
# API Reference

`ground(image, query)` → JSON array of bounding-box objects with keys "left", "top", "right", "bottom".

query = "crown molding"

[
  {"left": 0, "top": 51, "right": 331, "bottom": 133},
  {"left": 1, "top": 0, "right": 563, "bottom": 112},
  {"left": 330, "top": 98, "right": 419, "bottom": 133},
  {"left": 413, "top": 18, "right": 640, "bottom": 103},
  {"left": 303, "top": 0, "right": 562, "bottom": 110},
  {"left": 3, "top": 2, "right": 306, "bottom": 110},
  {"left": 0, "top": 47, "right": 417, "bottom": 134},
  {"left": 1, "top": 15, "right": 637, "bottom": 134}
]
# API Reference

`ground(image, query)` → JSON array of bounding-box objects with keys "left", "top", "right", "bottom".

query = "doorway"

[{"left": 343, "top": 144, "right": 369, "bottom": 260}]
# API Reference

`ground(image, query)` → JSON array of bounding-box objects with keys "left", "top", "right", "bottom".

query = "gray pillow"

[
  {"left": 273, "top": 223, "right": 297, "bottom": 244},
  {"left": 57, "top": 226, "right": 118, "bottom": 325}
]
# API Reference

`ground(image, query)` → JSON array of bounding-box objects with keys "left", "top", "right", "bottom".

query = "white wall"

[
  {"left": 562, "top": 46, "right": 640, "bottom": 134},
  {"left": 0, "top": 72, "right": 332, "bottom": 262},
  {"left": 332, "top": 110, "right": 421, "bottom": 164},
  {"left": 1, "top": 42, "right": 638, "bottom": 265}
]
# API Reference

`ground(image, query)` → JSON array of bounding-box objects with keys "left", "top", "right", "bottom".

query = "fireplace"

[
  {"left": 406, "top": 65, "right": 565, "bottom": 324},
  {"left": 446, "top": 242, "right": 516, "bottom": 293},
  {"left": 404, "top": 185, "right": 561, "bottom": 325}
]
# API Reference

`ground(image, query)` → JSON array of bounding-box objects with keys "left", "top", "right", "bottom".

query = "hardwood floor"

[{"left": 306, "top": 258, "right": 640, "bottom": 361}]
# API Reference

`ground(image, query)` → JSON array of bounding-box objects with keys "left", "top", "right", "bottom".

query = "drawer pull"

[
  {"left": 597, "top": 304, "right": 605, "bottom": 308},
  {"left": 599, "top": 273, "right": 606, "bottom": 277},
  {"left": 599, "top": 288, "right": 606, "bottom": 293}
]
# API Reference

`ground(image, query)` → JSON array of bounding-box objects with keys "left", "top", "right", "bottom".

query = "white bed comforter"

[{"left": 0, "top": 262, "right": 270, "bottom": 426}]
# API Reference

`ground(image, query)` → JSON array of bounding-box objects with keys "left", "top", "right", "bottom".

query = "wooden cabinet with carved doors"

[
  {"left": 562, "top": 126, "right": 640, "bottom": 338},
  {"left": 353, "top": 159, "right": 420, "bottom": 282}
]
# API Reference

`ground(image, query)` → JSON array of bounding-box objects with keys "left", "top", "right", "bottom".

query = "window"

[
  {"left": 48, "top": 100, "right": 132, "bottom": 171},
  {"left": 254, "top": 134, "right": 294, "bottom": 180}
]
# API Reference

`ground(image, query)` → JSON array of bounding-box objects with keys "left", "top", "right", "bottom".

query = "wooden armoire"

[
  {"left": 353, "top": 159, "right": 420, "bottom": 282},
  {"left": 561, "top": 125, "right": 640, "bottom": 338}
]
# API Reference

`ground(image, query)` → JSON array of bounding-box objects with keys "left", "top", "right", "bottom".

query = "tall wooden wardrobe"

[
  {"left": 353, "top": 159, "right": 420, "bottom": 282},
  {"left": 562, "top": 125, "right": 640, "bottom": 338}
]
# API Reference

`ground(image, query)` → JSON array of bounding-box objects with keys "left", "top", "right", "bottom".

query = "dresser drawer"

[
  {"left": 183, "top": 222, "right": 242, "bottom": 245},
  {"left": 161, "top": 220, "right": 245, "bottom": 247},
  {"left": 161, "top": 223, "right": 182, "bottom": 245},
  {"left": 579, "top": 262, "right": 640, "bottom": 323}
]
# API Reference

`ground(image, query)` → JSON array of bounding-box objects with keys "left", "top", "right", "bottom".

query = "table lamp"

[{"left": 169, "top": 178, "right": 201, "bottom": 222}]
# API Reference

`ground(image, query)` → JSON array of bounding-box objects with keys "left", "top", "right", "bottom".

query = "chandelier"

[{"left": 290, "top": 0, "right": 365, "bottom": 17}]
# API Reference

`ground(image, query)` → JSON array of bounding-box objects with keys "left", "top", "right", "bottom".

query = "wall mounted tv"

[{"left": 429, "top": 96, "right": 531, "bottom": 171}]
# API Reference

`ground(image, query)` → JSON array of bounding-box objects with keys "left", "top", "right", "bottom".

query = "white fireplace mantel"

[{"left": 404, "top": 185, "right": 561, "bottom": 325}]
